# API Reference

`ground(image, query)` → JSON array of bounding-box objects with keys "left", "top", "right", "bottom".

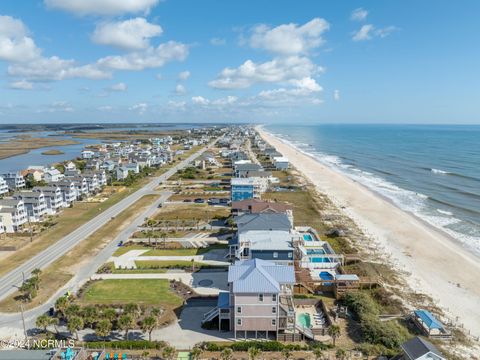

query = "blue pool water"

[
  {"left": 320, "top": 271, "right": 334, "bottom": 285},
  {"left": 307, "top": 249, "right": 325, "bottom": 255},
  {"left": 303, "top": 234, "right": 313, "bottom": 241},
  {"left": 310, "top": 257, "right": 331, "bottom": 263}
]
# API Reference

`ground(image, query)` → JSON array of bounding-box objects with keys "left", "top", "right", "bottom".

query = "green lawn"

[
  {"left": 112, "top": 245, "right": 149, "bottom": 256},
  {"left": 135, "top": 260, "right": 226, "bottom": 270},
  {"left": 81, "top": 279, "right": 182, "bottom": 307},
  {"left": 141, "top": 243, "right": 227, "bottom": 256}
]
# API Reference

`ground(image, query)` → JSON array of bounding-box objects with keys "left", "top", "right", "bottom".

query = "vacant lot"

[
  {"left": 152, "top": 203, "right": 230, "bottom": 221},
  {"left": 79, "top": 279, "right": 183, "bottom": 307}
]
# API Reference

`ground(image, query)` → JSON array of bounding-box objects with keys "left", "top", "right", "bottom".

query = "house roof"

[
  {"left": 239, "top": 230, "right": 293, "bottom": 251},
  {"left": 401, "top": 336, "right": 444, "bottom": 360},
  {"left": 235, "top": 213, "right": 292, "bottom": 233},
  {"left": 235, "top": 163, "right": 263, "bottom": 171},
  {"left": 414, "top": 310, "right": 444, "bottom": 330},
  {"left": 228, "top": 258, "right": 295, "bottom": 293},
  {"left": 232, "top": 199, "right": 292, "bottom": 214}
]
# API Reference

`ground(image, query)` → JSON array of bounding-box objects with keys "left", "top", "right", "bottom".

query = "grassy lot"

[
  {"left": 141, "top": 243, "right": 227, "bottom": 256},
  {"left": 79, "top": 279, "right": 183, "bottom": 306},
  {"left": 135, "top": 260, "right": 226, "bottom": 270},
  {"left": 101, "top": 262, "right": 167, "bottom": 274},
  {"left": 0, "top": 194, "right": 158, "bottom": 312},
  {"left": 152, "top": 203, "right": 230, "bottom": 221}
]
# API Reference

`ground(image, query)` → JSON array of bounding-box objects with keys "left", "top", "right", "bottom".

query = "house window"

[
  {"left": 258, "top": 294, "right": 264, "bottom": 302},
  {"left": 273, "top": 252, "right": 278, "bottom": 258},
  {"left": 272, "top": 319, "right": 276, "bottom": 326},
  {"left": 237, "top": 306, "right": 242, "bottom": 314},
  {"left": 272, "top": 307, "right": 276, "bottom": 314},
  {"left": 288, "top": 252, "right": 292, "bottom": 258},
  {"left": 237, "top": 318, "right": 242, "bottom": 326},
  {"left": 272, "top": 294, "right": 277, "bottom": 302}
]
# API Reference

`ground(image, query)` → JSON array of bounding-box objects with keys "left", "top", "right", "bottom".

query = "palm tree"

[
  {"left": 67, "top": 316, "right": 84, "bottom": 340},
  {"left": 162, "top": 346, "right": 176, "bottom": 360},
  {"left": 220, "top": 348, "right": 233, "bottom": 360},
  {"left": 313, "top": 348, "right": 325, "bottom": 360},
  {"left": 248, "top": 347, "right": 261, "bottom": 360},
  {"left": 102, "top": 308, "right": 116, "bottom": 322},
  {"left": 55, "top": 296, "right": 69, "bottom": 319},
  {"left": 190, "top": 347, "right": 202, "bottom": 360},
  {"left": 281, "top": 348, "right": 291, "bottom": 360},
  {"left": 328, "top": 324, "right": 341, "bottom": 347},
  {"left": 49, "top": 317, "right": 59, "bottom": 334},
  {"left": 118, "top": 314, "right": 135, "bottom": 340},
  {"left": 124, "top": 303, "right": 141, "bottom": 320},
  {"left": 95, "top": 319, "right": 112, "bottom": 341},
  {"left": 20, "top": 280, "right": 35, "bottom": 302},
  {"left": 141, "top": 316, "right": 157, "bottom": 341},
  {"left": 82, "top": 306, "right": 98, "bottom": 328},
  {"left": 335, "top": 348, "right": 346, "bottom": 360},
  {"left": 31, "top": 268, "right": 42, "bottom": 289},
  {"left": 65, "top": 304, "right": 81, "bottom": 320},
  {"left": 35, "top": 314, "right": 50, "bottom": 333}
]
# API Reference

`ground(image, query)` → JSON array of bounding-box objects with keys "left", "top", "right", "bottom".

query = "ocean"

[{"left": 265, "top": 124, "right": 480, "bottom": 257}]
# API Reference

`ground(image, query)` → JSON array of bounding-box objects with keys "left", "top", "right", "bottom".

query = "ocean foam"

[{"left": 431, "top": 168, "right": 450, "bottom": 175}]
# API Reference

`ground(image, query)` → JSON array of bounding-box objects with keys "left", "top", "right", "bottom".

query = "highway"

[{"left": 0, "top": 140, "right": 216, "bottom": 304}]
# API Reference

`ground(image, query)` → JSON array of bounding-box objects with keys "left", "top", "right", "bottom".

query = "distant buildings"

[
  {"left": 0, "top": 176, "right": 8, "bottom": 196},
  {"left": 1, "top": 172, "right": 26, "bottom": 190},
  {"left": 0, "top": 198, "right": 27, "bottom": 232}
]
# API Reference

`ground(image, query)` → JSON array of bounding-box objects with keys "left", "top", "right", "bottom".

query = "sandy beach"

[{"left": 257, "top": 126, "right": 480, "bottom": 339}]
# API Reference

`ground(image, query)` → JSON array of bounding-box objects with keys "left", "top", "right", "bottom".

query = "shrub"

[{"left": 84, "top": 340, "right": 167, "bottom": 350}]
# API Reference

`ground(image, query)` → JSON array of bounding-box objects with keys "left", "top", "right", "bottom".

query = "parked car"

[
  {"left": 194, "top": 198, "right": 205, "bottom": 203},
  {"left": 183, "top": 199, "right": 193, "bottom": 202},
  {"left": 118, "top": 240, "right": 123, "bottom": 247}
]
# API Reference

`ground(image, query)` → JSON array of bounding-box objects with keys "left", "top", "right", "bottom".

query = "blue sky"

[{"left": 0, "top": 0, "right": 479, "bottom": 124}]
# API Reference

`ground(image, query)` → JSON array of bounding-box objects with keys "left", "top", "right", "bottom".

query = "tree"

[
  {"left": 190, "top": 347, "right": 202, "bottom": 360},
  {"left": 102, "top": 308, "right": 117, "bottom": 322},
  {"left": 118, "top": 314, "right": 135, "bottom": 340},
  {"left": 248, "top": 347, "right": 261, "bottom": 360},
  {"left": 220, "top": 348, "right": 233, "bottom": 360},
  {"left": 35, "top": 314, "right": 50, "bottom": 333},
  {"left": 20, "top": 279, "right": 36, "bottom": 302},
  {"left": 49, "top": 317, "right": 59, "bottom": 334},
  {"left": 55, "top": 296, "right": 69, "bottom": 318},
  {"left": 124, "top": 303, "right": 141, "bottom": 320},
  {"left": 141, "top": 316, "right": 157, "bottom": 341},
  {"left": 67, "top": 316, "right": 84, "bottom": 340},
  {"left": 162, "top": 346, "right": 176, "bottom": 360},
  {"left": 31, "top": 268, "right": 42, "bottom": 289},
  {"left": 82, "top": 306, "right": 98, "bottom": 328},
  {"left": 95, "top": 319, "right": 112, "bottom": 341},
  {"left": 328, "top": 324, "right": 341, "bottom": 347},
  {"left": 313, "top": 348, "right": 325, "bottom": 360},
  {"left": 281, "top": 348, "right": 291, "bottom": 360},
  {"left": 65, "top": 304, "right": 81, "bottom": 320}
]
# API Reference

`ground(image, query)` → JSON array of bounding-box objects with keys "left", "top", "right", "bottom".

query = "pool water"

[
  {"left": 310, "top": 257, "right": 331, "bottom": 263},
  {"left": 303, "top": 234, "right": 313, "bottom": 241},
  {"left": 297, "top": 313, "right": 311, "bottom": 328},
  {"left": 307, "top": 249, "right": 325, "bottom": 255}
]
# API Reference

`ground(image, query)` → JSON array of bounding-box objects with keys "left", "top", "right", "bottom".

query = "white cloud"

[
  {"left": 351, "top": 8, "right": 368, "bottom": 21},
  {"left": 209, "top": 56, "right": 322, "bottom": 89},
  {"left": 352, "top": 24, "right": 397, "bottom": 41},
  {"left": 177, "top": 70, "right": 190, "bottom": 81},
  {"left": 8, "top": 56, "right": 111, "bottom": 81},
  {"left": 352, "top": 24, "right": 374, "bottom": 41},
  {"left": 97, "top": 41, "right": 188, "bottom": 71},
  {"left": 44, "top": 0, "right": 159, "bottom": 16},
  {"left": 98, "top": 105, "right": 113, "bottom": 111},
  {"left": 249, "top": 18, "right": 329, "bottom": 55},
  {"left": 0, "top": 15, "right": 41, "bottom": 62},
  {"left": 191, "top": 96, "right": 209, "bottom": 105},
  {"left": 175, "top": 84, "right": 186, "bottom": 95},
  {"left": 37, "top": 101, "right": 74, "bottom": 113},
  {"left": 129, "top": 102, "right": 148, "bottom": 114},
  {"left": 108, "top": 82, "right": 127, "bottom": 91},
  {"left": 92, "top": 18, "right": 162, "bottom": 50},
  {"left": 9, "top": 79, "right": 33, "bottom": 90},
  {"left": 333, "top": 89, "right": 340, "bottom": 101},
  {"left": 210, "top": 38, "right": 226, "bottom": 46}
]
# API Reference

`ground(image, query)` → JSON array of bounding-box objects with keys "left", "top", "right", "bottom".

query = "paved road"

[{"left": 0, "top": 141, "right": 217, "bottom": 303}]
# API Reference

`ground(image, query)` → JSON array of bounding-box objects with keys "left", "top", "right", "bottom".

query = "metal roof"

[
  {"left": 401, "top": 336, "right": 444, "bottom": 359},
  {"left": 235, "top": 213, "right": 292, "bottom": 233},
  {"left": 228, "top": 258, "right": 295, "bottom": 293},
  {"left": 239, "top": 230, "right": 293, "bottom": 251}
]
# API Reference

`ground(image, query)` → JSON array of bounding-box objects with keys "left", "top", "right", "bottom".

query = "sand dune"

[{"left": 257, "top": 126, "right": 480, "bottom": 339}]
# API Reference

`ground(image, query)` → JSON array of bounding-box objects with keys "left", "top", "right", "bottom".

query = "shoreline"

[{"left": 256, "top": 125, "right": 480, "bottom": 339}]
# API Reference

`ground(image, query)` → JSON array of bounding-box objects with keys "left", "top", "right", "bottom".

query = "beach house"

[
  {"left": 203, "top": 259, "right": 296, "bottom": 340},
  {"left": 231, "top": 178, "right": 268, "bottom": 201},
  {"left": 54, "top": 180, "right": 77, "bottom": 207},
  {"left": 1, "top": 172, "right": 26, "bottom": 190},
  {"left": 33, "top": 186, "right": 64, "bottom": 215},
  {"left": 399, "top": 336, "right": 445, "bottom": 360},
  {"left": 0, "top": 176, "right": 8, "bottom": 196},
  {"left": 44, "top": 168, "right": 64, "bottom": 183},
  {"left": 231, "top": 199, "right": 292, "bottom": 217},
  {"left": 12, "top": 191, "right": 47, "bottom": 222},
  {"left": 273, "top": 157, "right": 289, "bottom": 170},
  {"left": 0, "top": 199, "right": 27, "bottom": 232}
]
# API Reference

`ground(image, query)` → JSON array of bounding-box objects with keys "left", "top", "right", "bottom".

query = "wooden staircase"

[{"left": 294, "top": 261, "right": 316, "bottom": 294}]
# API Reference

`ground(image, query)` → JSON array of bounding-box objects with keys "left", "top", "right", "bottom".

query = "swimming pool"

[
  {"left": 307, "top": 248, "right": 325, "bottom": 255},
  {"left": 320, "top": 271, "right": 334, "bottom": 285},
  {"left": 310, "top": 257, "right": 331, "bottom": 263},
  {"left": 303, "top": 234, "right": 313, "bottom": 241},
  {"left": 297, "top": 313, "right": 311, "bottom": 328}
]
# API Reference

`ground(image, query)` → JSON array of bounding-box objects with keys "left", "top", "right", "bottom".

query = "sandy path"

[{"left": 257, "top": 126, "right": 480, "bottom": 339}]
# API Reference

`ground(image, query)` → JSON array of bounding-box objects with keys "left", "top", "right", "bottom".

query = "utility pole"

[{"left": 19, "top": 304, "right": 27, "bottom": 347}]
